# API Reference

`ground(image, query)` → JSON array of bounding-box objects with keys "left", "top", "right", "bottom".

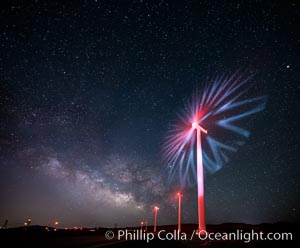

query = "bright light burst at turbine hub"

[
  {"left": 163, "top": 71, "right": 268, "bottom": 186},
  {"left": 192, "top": 121, "right": 198, "bottom": 129}
]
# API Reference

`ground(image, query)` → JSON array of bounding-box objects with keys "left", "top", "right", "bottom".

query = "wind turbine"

[
  {"left": 177, "top": 192, "right": 183, "bottom": 232},
  {"left": 163, "top": 72, "right": 267, "bottom": 234},
  {"left": 192, "top": 121, "right": 207, "bottom": 233},
  {"left": 153, "top": 206, "right": 159, "bottom": 233},
  {"left": 140, "top": 221, "right": 144, "bottom": 230}
]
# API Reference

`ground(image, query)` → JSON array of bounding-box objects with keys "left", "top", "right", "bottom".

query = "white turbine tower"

[{"left": 192, "top": 121, "right": 207, "bottom": 234}]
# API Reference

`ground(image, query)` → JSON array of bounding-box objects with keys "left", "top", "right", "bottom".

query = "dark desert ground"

[{"left": 0, "top": 223, "right": 298, "bottom": 248}]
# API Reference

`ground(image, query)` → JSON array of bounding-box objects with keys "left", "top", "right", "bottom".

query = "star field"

[{"left": 0, "top": 0, "right": 299, "bottom": 227}]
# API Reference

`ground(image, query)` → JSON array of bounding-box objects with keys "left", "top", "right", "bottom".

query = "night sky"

[{"left": 0, "top": 1, "right": 299, "bottom": 228}]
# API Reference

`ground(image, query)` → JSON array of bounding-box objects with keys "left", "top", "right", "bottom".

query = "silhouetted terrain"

[{"left": 0, "top": 223, "right": 298, "bottom": 247}]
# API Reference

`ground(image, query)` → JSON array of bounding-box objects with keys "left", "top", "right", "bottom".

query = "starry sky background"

[{"left": 0, "top": 0, "right": 299, "bottom": 228}]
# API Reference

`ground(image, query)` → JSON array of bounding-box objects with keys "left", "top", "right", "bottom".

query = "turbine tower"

[
  {"left": 153, "top": 206, "right": 159, "bottom": 233},
  {"left": 177, "top": 192, "right": 183, "bottom": 232},
  {"left": 192, "top": 121, "right": 207, "bottom": 233}
]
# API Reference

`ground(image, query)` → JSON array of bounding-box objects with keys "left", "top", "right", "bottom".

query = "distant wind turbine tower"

[
  {"left": 153, "top": 206, "right": 159, "bottom": 233},
  {"left": 177, "top": 192, "right": 183, "bottom": 232}
]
